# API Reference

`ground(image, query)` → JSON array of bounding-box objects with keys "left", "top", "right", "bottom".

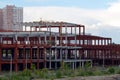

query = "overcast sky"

[{"left": 0, "top": 0, "right": 120, "bottom": 43}]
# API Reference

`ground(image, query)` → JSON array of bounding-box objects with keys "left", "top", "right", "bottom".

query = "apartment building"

[{"left": 0, "top": 5, "right": 23, "bottom": 31}]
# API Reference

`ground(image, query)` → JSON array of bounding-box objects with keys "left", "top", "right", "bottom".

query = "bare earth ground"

[{"left": 34, "top": 74, "right": 120, "bottom": 80}]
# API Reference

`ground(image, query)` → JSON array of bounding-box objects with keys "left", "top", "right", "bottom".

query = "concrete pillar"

[
  {"left": 39, "top": 25, "right": 41, "bottom": 31},
  {"left": 79, "top": 26, "right": 81, "bottom": 35},
  {"left": 71, "top": 27, "right": 72, "bottom": 34},
  {"left": 72, "top": 62, "right": 75, "bottom": 69},
  {"left": 102, "top": 50, "right": 105, "bottom": 68},
  {"left": 91, "top": 61, "right": 92, "bottom": 68},
  {"left": 55, "top": 48, "right": 57, "bottom": 60},
  {"left": 83, "top": 26, "right": 85, "bottom": 35},
  {"left": 37, "top": 62, "right": 39, "bottom": 69},
  {"left": 49, "top": 48, "right": 52, "bottom": 69},
  {"left": 60, "top": 48, "right": 62, "bottom": 60},
  {"left": 79, "top": 62, "right": 81, "bottom": 68},
  {"left": 0, "top": 44, "right": 1, "bottom": 72},
  {"left": 44, "top": 48, "right": 46, "bottom": 68},
  {"left": 0, "top": 37, "right": 2, "bottom": 44},
  {"left": 23, "top": 46, "right": 26, "bottom": 70},
  {"left": 15, "top": 63, "right": 18, "bottom": 72},
  {"left": 65, "top": 49, "right": 68, "bottom": 60},
  {"left": 45, "top": 32, "right": 47, "bottom": 44},
  {"left": 55, "top": 62, "right": 57, "bottom": 69},
  {"left": 82, "top": 61, "right": 84, "bottom": 68},
  {"left": 0, "top": 63, "right": 1, "bottom": 72},
  {"left": 38, "top": 36, "right": 41, "bottom": 44}
]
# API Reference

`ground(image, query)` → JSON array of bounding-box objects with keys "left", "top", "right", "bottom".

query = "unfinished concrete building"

[{"left": 0, "top": 21, "right": 120, "bottom": 72}]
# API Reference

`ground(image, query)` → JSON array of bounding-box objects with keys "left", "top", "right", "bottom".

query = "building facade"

[
  {"left": 0, "top": 21, "right": 120, "bottom": 72},
  {"left": 0, "top": 5, "right": 23, "bottom": 31}
]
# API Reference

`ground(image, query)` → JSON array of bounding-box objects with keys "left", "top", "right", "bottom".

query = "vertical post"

[
  {"left": 10, "top": 55, "right": 12, "bottom": 80},
  {"left": 14, "top": 47, "right": 18, "bottom": 72},
  {"left": 14, "top": 34, "right": 18, "bottom": 72},
  {"left": 104, "top": 39, "right": 106, "bottom": 45},
  {"left": 45, "top": 32, "right": 47, "bottom": 45},
  {"left": 39, "top": 25, "right": 41, "bottom": 31},
  {"left": 71, "top": 27, "right": 72, "bottom": 34},
  {"left": 26, "top": 49, "right": 27, "bottom": 69},
  {"left": 79, "top": 26, "right": 81, "bottom": 35},
  {"left": 30, "top": 46, "right": 32, "bottom": 69},
  {"left": 44, "top": 48, "right": 46, "bottom": 68},
  {"left": 102, "top": 50, "right": 105, "bottom": 68},
  {"left": 98, "top": 40, "right": 99, "bottom": 45},
  {"left": 83, "top": 26, "right": 85, "bottom": 35},
  {"left": 59, "top": 22, "right": 62, "bottom": 46},
  {"left": 82, "top": 61, "right": 84, "bottom": 68},
  {"left": 75, "top": 26, "right": 77, "bottom": 69},
  {"left": 65, "top": 26, "right": 68, "bottom": 60},
  {"left": 72, "top": 62, "right": 75, "bottom": 69},
  {"left": 37, "top": 47, "right": 39, "bottom": 69},
  {"left": 0, "top": 38, "right": 2, "bottom": 72},
  {"left": 49, "top": 48, "right": 51, "bottom": 69}
]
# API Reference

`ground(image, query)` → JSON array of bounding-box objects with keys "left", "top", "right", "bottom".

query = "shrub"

[
  {"left": 31, "top": 64, "right": 36, "bottom": 72},
  {"left": 38, "top": 68, "right": 48, "bottom": 79},
  {"left": 55, "top": 70, "right": 62, "bottom": 78},
  {"left": 21, "top": 69, "right": 31, "bottom": 77},
  {"left": 93, "top": 70, "right": 103, "bottom": 76},
  {"left": 84, "top": 61, "right": 91, "bottom": 70},
  {"left": 0, "top": 77, "right": 8, "bottom": 80},
  {"left": 107, "top": 67, "right": 115, "bottom": 74},
  {"left": 115, "top": 68, "right": 120, "bottom": 74}
]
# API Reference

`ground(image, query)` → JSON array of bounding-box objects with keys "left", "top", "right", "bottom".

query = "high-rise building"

[
  {"left": 0, "top": 5, "right": 23, "bottom": 31},
  {"left": 0, "top": 9, "right": 3, "bottom": 29}
]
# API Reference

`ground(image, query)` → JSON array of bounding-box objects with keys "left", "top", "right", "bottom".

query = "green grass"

[{"left": 1, "top": 66, "right": 120, "bottom": 80}]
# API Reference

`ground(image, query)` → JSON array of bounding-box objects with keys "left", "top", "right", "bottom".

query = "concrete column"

[
  {"left": 83, "top": 26, "right": 85, "bottom": 35},
  {"left": 82, "top": 61, "right": 84, "bottom": 68},
  {"left": 104, "top": 39, "right": 106, "bottom": 45},
  {"left": 91, "top": 61, "right": 93, "bottom": 68},
  {"left": 71, "top": 27, "right": 72, "bottom": 34},
  {"left": 37, "top": 62, "right": 39, "bottom": 69},
  {"left": 45, "top": 32, "right": 47, "bottom": 44},
  {"left": 38, "top": 36, "right": 41, "bottom": 44},
  {"left": 75, "top": 26, "right": 77, "bottom": 45},
  {"left": 55, "top": 62, "right": 57, "bottom": 69},
  {"left": 0, "top": 37, "right": 2, "bottom": 44},
  {"left": 23, "top": 46, "right": 26, "bottom": 70},
  {"left": 39, "top": 25, "right": 41, "bottom": 31},
  {"left": 102, "top": 50, "right": 105, "bottom": 68},
  {"left": 101, "top": 39, "right": 103, "bottom": 45},
  {"left": 55, "top": 48, "right": 57, "bottom": 60},
  {"left": 15, "top": 63, "right": 18, "bottom": 72},
  {"left": 60, "top": 48, "right": 62, "bottom": 60},
  {"left": 65, "top": 25, "right": 67, "bottom": 45},
  {"left": 79, "top": 26, "right": 81, "bottom": 35},
  {"left": 14, "top": 47, "right": 18, "bottom": 72},
  {"left": 79, "top": 62, "right": 81, "bottom": 68},
  {"left": 55, "top": 35, "right": 57, "bottom": 46},
  {"left": 98, "top": 40, "right": 99, "bottom": 45},
  {"left": 44, "top": 48, "right": 46, "bottom": 68},
  {"left": 72, "top": 62, "right": 75, "bottom": 69},
  {"left": 37, "top": 47, "right": 39, "bottom": 69},
  {"left": 65, "top": 49, "right": 68, "bottom": 60},
  {"left": 0, "top": 48, "right": 1, "bottom": 62},
  {"left": 49, "top": 48, "right": 52, "bottom": 69},
  {"left": 0, "top": 63, "right": 1, "bottom": 72}
]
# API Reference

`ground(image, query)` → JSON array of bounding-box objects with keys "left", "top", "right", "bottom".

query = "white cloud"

[{"left": 24, "top": 0, "right": 120, "bottom": 43}]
